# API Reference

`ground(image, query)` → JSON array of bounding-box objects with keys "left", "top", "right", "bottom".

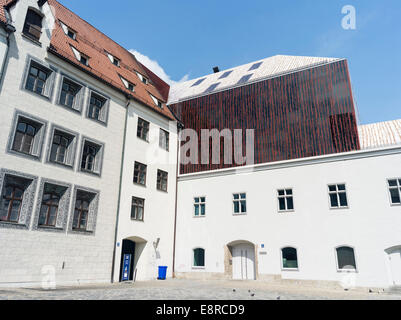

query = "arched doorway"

[
  {"left": 119, "top": 236, "right": 147, "bottom": 282},
  {"left": 385, "top": 246, "right": 401, "bottom": 286},
  {"left": 225, "top": 240, "right": 256, "bottom": 280}
]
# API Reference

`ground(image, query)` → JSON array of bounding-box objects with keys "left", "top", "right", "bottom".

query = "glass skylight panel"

[
  {"left": 237, "top": 74, "right": 253, "bottom": 84},
  {"left": 204, "top": 83, "right": 220, "bottom": 93},
  {"left": 191, "top": 78, "right": 206, "bottom": 87},
  {"left": 219, "top": 71, "right": 232, "bottom": 79},
  {"left": 248, "top": 62, "right": 263, "bottom": 71}
]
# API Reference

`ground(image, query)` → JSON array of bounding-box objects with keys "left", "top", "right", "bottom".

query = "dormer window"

[
  {"left": 119, "top": 76, "right": 134, "bottom": 92},
  {"left": 70, "top": 46, "right": 89, "bottom": 66},
  {"left": 23, "top": 9, "right": 43, "bottom": 42},
  {"left": 60, "top": 21, "right": 76, "bottom": 40},
  {"left": 136, "top": 72, "right": 148, "bottom": 85},
  {"left": 150, "top": 94, "right": 163, "bottom": 109},
  {"left": 106, "top": 52, "right": 120, "bottom": 67}
]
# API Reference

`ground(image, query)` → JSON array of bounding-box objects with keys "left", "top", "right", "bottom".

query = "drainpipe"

[
  {"left": 110, "top": 98, "right": 130, "bottom": 283},
  {"left": 172, "top": 122, "right": 183, "bottom": 278},
  {"left": 0, "top": 23, "right": 16, "bottom": 87}
]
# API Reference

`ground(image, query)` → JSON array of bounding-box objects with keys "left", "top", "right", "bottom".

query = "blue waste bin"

[{"left": 158, "top": 266, "right": 168, "bottom": 280}]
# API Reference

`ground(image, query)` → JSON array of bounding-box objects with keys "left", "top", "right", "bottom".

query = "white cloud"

[{"left": 129, "top": 49, "right": 189, "bottom": 85}]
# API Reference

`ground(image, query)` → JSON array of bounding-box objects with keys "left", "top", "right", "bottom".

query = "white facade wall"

[
  {"left": 0, "top": 0, "right": 126, "bottom": 287},
  {"left": 113, "top": 101, "right": 178, "bottom": 282},
  {"left": 175, "top": 147, "right": 401, "bottom": 288}
]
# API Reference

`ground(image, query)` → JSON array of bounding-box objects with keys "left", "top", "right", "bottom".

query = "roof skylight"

[
  {"left": 219, "top": 71, "right": 232, "bottom": 79},
  {"left": 204, "top": 83, "right": 220, "bottom": 93},
  {"left": 191, "top": 78, "right": 206, "bottom": 87},
  {"left": 237, "top": 74, "right": 253, "bottom": 84},
  {"left": 248, "top": 62, "right": 263, "bottom": 71}
]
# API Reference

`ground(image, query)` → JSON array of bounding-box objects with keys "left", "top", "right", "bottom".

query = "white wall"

[
  {"left": 0, "top": 0, "right": 126, "bottom": 287},
  {"left": 175, "top": 148, "right": 401, "bottom": 288},
  {"left": 113, "top": 101, "right": 178, "bottom": 282}
]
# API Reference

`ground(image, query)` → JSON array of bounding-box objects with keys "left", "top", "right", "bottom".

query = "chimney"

[{"left": 213, "top": 66, "right": 220, "bottom": 73}]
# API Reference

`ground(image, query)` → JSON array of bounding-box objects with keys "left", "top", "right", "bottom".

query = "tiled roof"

[
  {"left": 0, "top": 0, "right": 15, "bottom": 25},
  {"left": 168, "top": 55, "right": 340, "bottom": 104},
  {"left": 358, "top": 119, "right": 401, "bottom": 149},
  {"left": 46, "top": 0, "right": 174, "bottom": 120}
]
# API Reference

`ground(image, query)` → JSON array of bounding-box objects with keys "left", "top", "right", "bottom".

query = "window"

[
  {"left": 194, "top": 197, "right": 206, "bottom": 217},
  {"left": 133, "top": 162, "right": 147, "bottom": 186},
  {"left": 112, "top": 57, "right": 120, "bottom": 67},
  {"left": 157, "top": 170, "right": 168, "bottom": 192},
  {"left": 328, "top": 184, "right": 348, "bottom": 208},
  {"left": 248, "top": 62, "right": 263, "bottom": 71},
  {"left": 88, "top": 92, "right": 108, "bottom": 122},
  {"left": 193, "top": 248, "right": 205, "bottom": 267},
  {"left": 233, "top": 193, "right": 246, "bottom": 214},
  {"left": 388, "top": 179, "right": 401, "bottom": 205},
  {"left": 80, "top": 139, "right": 103, "bottom": 175},
  {"left": 159, "top": 129, "right": 169, "bottom": 151},
  {"left": 80, "top": 55, "right": 89, "bottom": 66},
  {"left": 67, "top": 29, "right": 76, "bottom": 40},
  {"left": 278, "top": 189, "right": 294, "bottom": 212},
  {"left": 59, "top": 78, "right": 82, "bottom": 109},
  {"left": 0, "top": 172, "right": 36, "bottom": 228},
  {"left": 204, "top": 83, "right": 220, "bottom": 93},
  {"left": 60, "top": 21, "right": 76, "bottom": 40},
  {"left": 12, "top": 120, "right": 38, "bottom": 155},
  {"left": 131, "top": 197, "right": 144, "bottom": 221},
  {"left": 72, "top": 190, "right": 95, "bottom": 231},
  {"left": 281, "top": 247, "right": 298, "bottom": 270},
  {"left": 25, "top": 62, "right": 51, "bottom": 96},
  {"left": 0, "top": 184, "right": 23, "bottom": 223},
  {"left": 191, "top": 78, "right": 206, "bottom": 87},
  {"left": 137, "top": 118, "right": 149, "bottom": 141},
  {"left": 219, "top": 71, "right": 232, "bottom": 79},
  {"left": 38, "top": 184, "right": 67, "bottom": 227},
  {"left": 336, "top": 246, "right": 356, "bottom": 271},
  {"left": 23, "top": 9, "right": 43, "bottom": 41},
  {"left": 237, "top": 74, "right": 253, "bottom": 84},
  {"left": 128, "top": 82, "right": 134, "bottom": 92},
  {"left": 49, "top": 129, "right": 76, "bottom": 167}
]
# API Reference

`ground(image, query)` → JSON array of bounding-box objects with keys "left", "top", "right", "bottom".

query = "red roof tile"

[
  {"left": 47, "top": 0, "right": 174, "bottom": 120},
  {"left": 0, "top": 0, "right": 15, "bottom": 25}
]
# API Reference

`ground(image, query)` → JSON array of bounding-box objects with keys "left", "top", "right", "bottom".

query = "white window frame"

[
  {"left": 192, "top": 247, "right": 206, "bottom": 269},
  {"left": 232, "top": 192, "right": 247, "bottom": 215},
  {"left": 387, "top": 178, "right": 401, "bottom": 206},
  {"left": 277, "top": 188, "right": 295, "bottom": 212},
  {"left": 193, "top": 196, "right": 206, "bottom": 218},
  {"left": 280, "top": 246, "right": 299, "bottom": 271},
  {"left": 335, "top": 246, "right": 358, "bottom": 273},
  {"left": 328, "top": 183, "right": 349, "bottom": 209}
]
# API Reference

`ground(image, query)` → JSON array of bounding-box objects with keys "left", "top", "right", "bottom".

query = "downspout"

[
  {"left": 172, "top": 122, "right": 183, "bottom": 278},
  {"left": 0, "top": 23, "right": 16, "bottom": 87},
  {"left": 110, "top": 98, "right": 130, "bottom": 283}
]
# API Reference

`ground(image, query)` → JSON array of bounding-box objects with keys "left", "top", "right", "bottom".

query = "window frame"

[
  {"left": 133, "top": 161, "right": 147, "bottom": 186},
  {"left": 159, "top": 128, "right": 170, "bottom": 151},
  {"left": 0, "top": 169, "right": 38, "bottom": 230},
  {"left": 156, "top": 169, "right": 168, "bottom": 192},
  {"left": 387, "top": 178, "right": 401, "bottom": 206},
  {"left": 280, "top": 246, "right": 299, "bottom": 271},
  {"left": 335, "top": 246, "right": 358, "bottom": 273},
  {"left": 24, "top": 59, "right": 55, "bottom": 99},
  {"left": 22, "top": 8, "right": 43, "bottom": 42},
  {"left": 328, "top": 183, "right": 349, "bottom": 210},
  {"left": 85, "top": 89, "right": 110, "bottom": 126},
  {"left": 46, "top": 125, "right": 78, "bottom": 169},
  {"left": 131, "top": 196, "right": 145, "bottom": 222},
  {"left": 192, "top": 247, "right": 206, "bottom": 269},
  {"left": 232, "top": 192, "right": 247, "bottom": 215},
  {"left": 137, "top": 117, "right": 150, "bottom": 142},
  {"left": 79, "top": 137, "right": 105, "bottom": 177},
  {"left": 57, "top": 74, "right": 85, "bottom": 113},
  {"left": 193, "top": 196, "right": 206, "bottom": 218},
  {"left": 277, "top": 188, "right": 295, "bottom": 213},
  {"left": 7, "top": 110, "right": 48, "bottom": 161}
]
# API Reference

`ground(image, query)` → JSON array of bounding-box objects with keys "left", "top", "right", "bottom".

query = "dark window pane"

[
  {"left": 328, "top": 185, "right": 336, "bottom": 192},
  {"left": 330, "top": 193, "right": 338, "bottom": 207},
  {"left": 339, "top": 193, "right": 348, "bottom": 207},
  {"left": 390, "top": 189, "right": 401, "bottom": 204},
  {"left": 194, "top": 249, "right": 205, "bottom": 267},
  {"left": 388, "top": 180, "right": 397, "bottom": 187},
  {"left": 282, "top": 248, "right": 298, "bottom": 269},
  {"left": 279, "top": 198, "right": 286, "bottom": 210},
  {"left": 337, "top": 247, "right": 356, "bottom": 270},
  {"left": 240, "top": 200, "right": 246, "bottom": 212},
  {"left": 338, "top": 184, "right": 346, "bottom": 191},
  {"left": 287, "top": 197, "right": 294, "bottom": 210},
  {"left": 233, "top": 201, "right": 239, "bottom": 213}
]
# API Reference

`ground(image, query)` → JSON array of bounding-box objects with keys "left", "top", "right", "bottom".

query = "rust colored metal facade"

[{"left": 169, "top": 60, "right": 360, "bottom": 174}]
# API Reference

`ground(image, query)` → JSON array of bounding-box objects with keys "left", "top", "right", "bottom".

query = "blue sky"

[{"left": 58, "top": 0, "right": 401, "bottom": 124}]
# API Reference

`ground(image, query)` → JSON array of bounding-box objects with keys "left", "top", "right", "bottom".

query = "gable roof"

[
  {"left": 358, "top": 119, "right": 401, "bottom": 150},
  {"left": 168, "top": 55, "right": 341, "bottom": 104},
  {"left": 46, "top": 0, "right": 174, "bottom": 120}
]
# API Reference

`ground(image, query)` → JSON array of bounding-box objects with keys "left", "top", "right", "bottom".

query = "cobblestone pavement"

[{"left": 0, "top": 279, "right": 400, "bottom": 300}]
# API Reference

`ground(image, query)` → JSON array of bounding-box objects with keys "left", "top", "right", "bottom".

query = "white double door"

[
  {"left": 388, "top": 249, "right": 401, "bottom": 286},
  {"left": 232, "top": 244, "right": 255, "bottom": 280}
]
